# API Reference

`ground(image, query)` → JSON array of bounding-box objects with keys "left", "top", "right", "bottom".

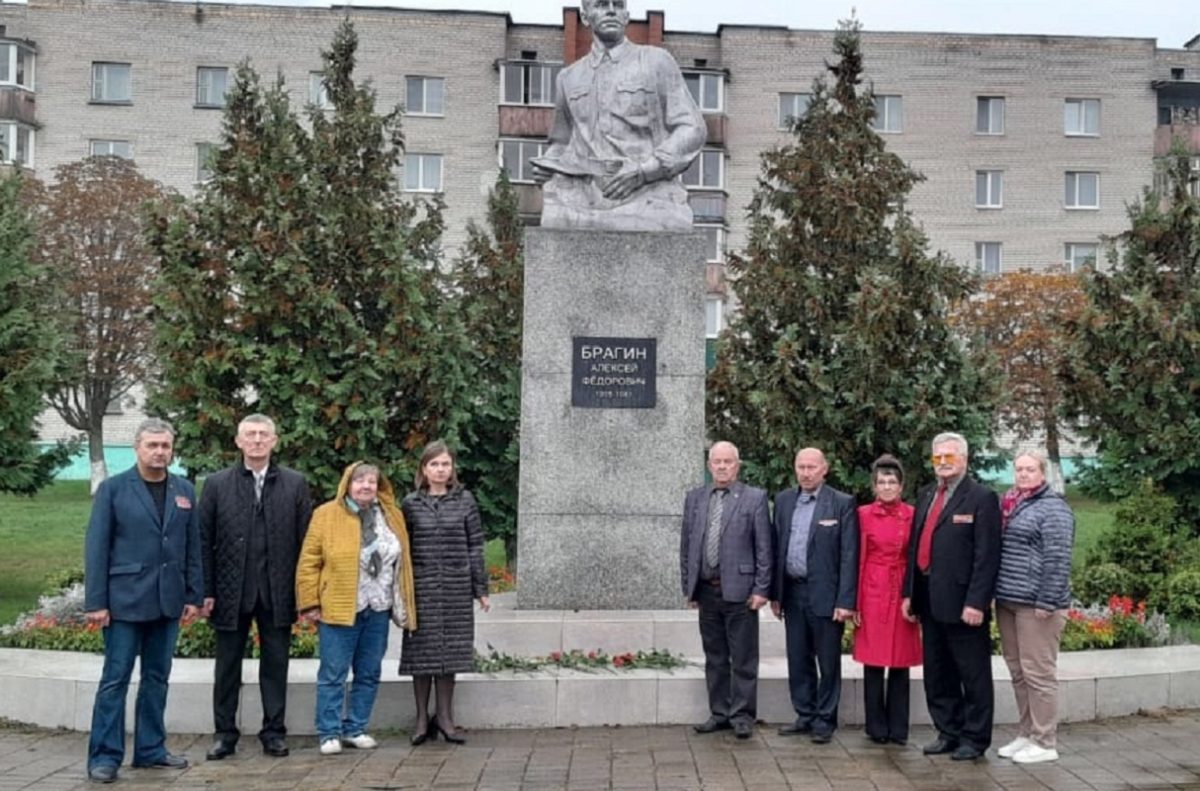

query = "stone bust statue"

[{"left": 531, "top": 0, "right": 707, "bottom": 231}]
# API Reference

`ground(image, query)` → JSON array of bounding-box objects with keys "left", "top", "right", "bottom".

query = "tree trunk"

[
  {"left": 1043, "top": 414, "right": 1065, "bottom": 495},
  {"left": 504, "top": 534, "right": 518, "bottom": 578},
  {"left": 88, "top": 425, "right": 108, "bottom": 495}
]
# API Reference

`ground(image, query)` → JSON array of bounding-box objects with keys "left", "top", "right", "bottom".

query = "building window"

[
  {"left": 697, "top": 224, "right": 726, "bottom": 263},
  {"left": 975, "top": 96, "right": 1004, "bottom": 134},
  {"left": 1064, "top": 98, "right": 1100, "bottom": 136},
  {"left": 1065, "top": 171, "right": 1099, "bottom": 209},
  {"left": 91, "top": 62, "right": 132, "bottom": 103},
  {"left": 499, "top": 139, "right": 546, "bottom": 183},
  {"left": 1064, "top": 242, "right": 1098, "bottom": 272},
  {"left": 975, "top": 242, "right": 1001, "bottom": 275},
  {"left": 0, "top": 122, "right": 34, "bottom": 166},
  {"left": 501, "top": 62, "right": 561, "bottom": 106},
  {"left": 872, "top": 95, "right": 902, "bottom": 133},
  {"left": 309, "top": 72, "right": 329, "bottom": 109},
  {"left": 404, "top": 153, "right": 443, "bottom": 192},
  {"left": 89, "top": 139, "right": 133, "bottom": 159},
  {"left": 0, "top": 42, "right": 35, "bottom": 89},
  {"left": 682, "top": 149, "right": 724, "bottom": 190},
  {"left": 195, "top": 67, "right": 229, "bottom": 108},
  {"left": 779, "top": 93, "right": 811, "bottom": 129},
  {"left": 705, "top": 296, "right": 725, "bottom": 339},
  {"left": 405, "top": 76, "right": 445, "bottom": 116},
  {"left": 1171, "top": 67, "right": 1185, "bottom": 80},
  {"left": 975, "top": 170, "right": 1003, "bottom": 208},
  {"left": 196, "top": 142, "right": 217, "bottom": 182},
  {"left": 683, "top": 72, "right": 723, "bottom": 113}
]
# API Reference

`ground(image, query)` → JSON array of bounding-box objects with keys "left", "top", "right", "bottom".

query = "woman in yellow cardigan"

[{"left": 296, "top": 462, "right": 416, "bottom": 756}]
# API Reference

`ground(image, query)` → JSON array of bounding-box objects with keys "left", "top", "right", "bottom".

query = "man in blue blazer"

[
  {"left": 771, "top": 447, "right": 859, "bottom": 742},
  {"left": 83, "top": 418, "right": 203, "bottom": 784},
  {"left": 680, "top": 441, "right": 773, "bottom": 739}
]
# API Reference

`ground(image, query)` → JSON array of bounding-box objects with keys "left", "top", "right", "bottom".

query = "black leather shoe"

[
  {"left": 206, "top": 739, "right": 236, "bottom": 760},
  {"left": 262, "top": 736, "right": 289, "bottom": 757},
  {"left": 433, "top": 716, "right": 466, "bottom": 745},
  {"left": 693, "top": 717, "right": 733, "bottom": 734},
  {"left": 923, "top": 737, "right": 960, "bottom": 755},
  {"left": 889, "top": 737, "right": 908, "bottom": 746},
  {"left": 777, "top": 719, "right": 813, "bottom": 736},
  {"left": 733, "top": 721, "right": 753, "bottom": 740},
  {"left": 88, "top": 765, "right": 118, "bottom": 784},
  {"left": 811, "top": 731, "right": 833, "bottom": 744},
  {"left": 132, "top": 752, "right": 189, "bottom": 769},
  {"left": 868, "top": 735, "right": 889, "bottom": 745},
  {"left": 951, "top": 744, "right": 985, "bottom": 761}
]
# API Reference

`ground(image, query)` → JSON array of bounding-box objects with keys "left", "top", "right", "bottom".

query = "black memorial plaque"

[{"left": 571, "top": 336, "right": 657, "bottom": 409}]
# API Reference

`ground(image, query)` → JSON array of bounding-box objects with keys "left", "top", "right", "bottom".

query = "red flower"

[
  {"left": 613, "top": 656, "right": 626, "bottom": 667},
  {"left": 549, "top": 651, "right": 562, "bottom": 662}
]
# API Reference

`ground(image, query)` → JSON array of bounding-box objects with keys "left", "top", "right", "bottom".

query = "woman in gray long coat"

[{"left": 399, "top": 440, "right": 489, "bottom": 745}]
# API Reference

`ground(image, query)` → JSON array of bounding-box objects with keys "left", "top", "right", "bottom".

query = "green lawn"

[{"left": 0, "top": 481, "right": 1114, "bottom": 626}]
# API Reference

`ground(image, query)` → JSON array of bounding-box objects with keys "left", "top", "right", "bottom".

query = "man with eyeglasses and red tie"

[{"left": 901, "top": 432, "right": 1000, "bottom": 762}]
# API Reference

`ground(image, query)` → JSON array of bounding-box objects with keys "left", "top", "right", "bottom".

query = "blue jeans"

[
  {"left": 315, "top": 608, "right": 390, "bottom": 740},
  {"left": 87, "top": 618, "right": 180, "bottom": 770}
]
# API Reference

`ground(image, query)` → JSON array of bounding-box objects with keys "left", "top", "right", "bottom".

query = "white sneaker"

[
  {"left": 1013, "top": 743, "right": 1059, "bottom": 764},
  {"left": 997, "top": 736, "right": 1032, "bottom": 758},
  {"left": 319, "top": 738, "right": 343, "bottom": 755},
  {"left": 342, "top": 733, "right": 378, "bottom": 750}
]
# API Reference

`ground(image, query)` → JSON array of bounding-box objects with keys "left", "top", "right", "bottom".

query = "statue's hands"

[
  {"left": 530, "top": 161, "right": 554, "bottom": 185},
  {"left": 601, "top": 163, "right": 646, "bottom": 202}
]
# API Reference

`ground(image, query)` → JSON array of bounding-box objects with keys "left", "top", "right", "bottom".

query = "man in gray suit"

[
  {"left": 680, "top": 441, "right": 773, "bottom": 739},
  {"left": 771, "top": 448, "right": 859, "bottom": 743}
]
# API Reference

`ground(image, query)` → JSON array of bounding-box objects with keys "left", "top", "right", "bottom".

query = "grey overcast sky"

[{"left": 185, "top": 0, "right": 1198, "bottom": 49}]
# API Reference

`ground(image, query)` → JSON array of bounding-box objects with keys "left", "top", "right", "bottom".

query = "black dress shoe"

[
  {"left": 889, "top": 737, "right": 908, "bottom": 746},
  {"left": 433, "top": 716, "right": 466, "bottom": 745},
  {"left": 811, "top": 731, "right": 833, "bottom": 744},
  {"left": 777, "top": 719, "right": 813, "bottom": 736},
  {"left": 411, "top": 716, "right": 431, "bottom": 746},
  {"left": 951, "top": 744, "right": 985, "bottom": 761},
  {"left": 693, "top": 717, "right": 733, "bottom": 734},
  {"left": 132, "top": 752, "right": 189, "bottom": 769},
  {"left": 88, "top": 765, "right": 118, "bottom": 784},
  {"left": 923, "top": 737, "right": 960, "bottom": 755},
  {"left": 733, "top": 721, "right": 753, "bottom": 740},
  {"left": 869, "top": 735, "right": 890, "bottom": 745},
  {"left": 262, "top": 736, "right": 289, "bottom": 757},
  {"left": 206, "top": 739, "right": 236, "bottom": 760}
]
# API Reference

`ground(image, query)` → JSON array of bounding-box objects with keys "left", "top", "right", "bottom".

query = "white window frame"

[
  {"left": 975, "top": 242, "right": 1002, "bottom": 276},
  {"left": 1064, "top": 98, "right": 1100, "bottom": 136},
  {"left": 195, "top": 66, "right": 229, "bottom": 108},
  {"left": 405, "top": 75, "right": 445, "bottom": 117},
  {"left": 975, "top": 170, "right": 1003, "bottom": 209},
  {"left": 1064, "top": 242, "right": 1098, "bottom": 272},
  {"left": 90, "top": 61, "right": 132, "bottom": 103},
  {"left": 682, "top": 149, "right": 724, "bottom": 190},
  {"left": 975, "top": 96, "right": 1004, "bottom": 135},
  {"left": 89, "top": 139, "right": 133, "bottom": 159},
  {"left": 499, "top": 61, "right": 561, "bottom": 107},
  {"left": 498, "top": 138, "right": 547, "bottom": 183},
  {"left": 0, "top": 42, "right": 35, "bottom": 90},
  {"left": 404, "top": 153, "right": 443, "bottom": 193},
  {"left": 0, "top": 121, "right": 35, "bottom": 167},
  {"left": 683, "top": 71, "right": 723, "bottom": 113},
  {"left": 1064, "top": 171, "right": 1100, "bottom": 210},
  {"left": 308, "top": 72, "right": 330, "bottom": 109},
  {"left": 778, "top": 92, "right": 811, "bottom": 129},
  {"left": 196, "top": 142, "right": 217, "bottom": 183},
  {"left": 705, "top": 296, "right": 725, "bottom": 339},
  {"left": 696, "top": 223, "right": 726, "bottom": 264},
  {"left": 872, "top": 95, "right": 903, "bottom": 133}
]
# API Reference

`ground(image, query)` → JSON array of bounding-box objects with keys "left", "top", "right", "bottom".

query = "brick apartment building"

[{"left": 3, "top": 0, "right": 1199, "bottom": 461}]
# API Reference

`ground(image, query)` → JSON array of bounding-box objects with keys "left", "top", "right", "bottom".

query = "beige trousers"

[{"left": 997, "top": 601, "right": 1067, "bottom": 747}]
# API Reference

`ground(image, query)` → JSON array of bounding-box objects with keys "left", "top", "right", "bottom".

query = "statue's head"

[{"left": 581, "top": 0, "right": 630, "bottom": 47}]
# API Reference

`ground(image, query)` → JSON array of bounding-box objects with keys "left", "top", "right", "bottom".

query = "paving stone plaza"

[{"left": 4, "top": 711, "right": 1200, "bottom": 790}]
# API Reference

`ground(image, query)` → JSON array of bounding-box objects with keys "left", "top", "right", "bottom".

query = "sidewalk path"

[{"left": 3, "top": 710, "right": 1200, "bottom": 790}]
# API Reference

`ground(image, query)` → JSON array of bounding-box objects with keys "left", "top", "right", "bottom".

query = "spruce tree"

[
  {"left": 708, "top": 20, "right": 1000, "bottom": 496},
  {"left": 148, "top": 20, "right": 468, "bottom": 498}
]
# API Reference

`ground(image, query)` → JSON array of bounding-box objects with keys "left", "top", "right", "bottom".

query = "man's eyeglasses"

[{"left": 930, "top": 453, "right": 958, "bottom": 464}]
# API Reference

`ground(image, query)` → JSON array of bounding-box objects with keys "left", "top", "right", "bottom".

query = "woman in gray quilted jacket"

[
  {"left": 399, "top": 441, "right": 490, "bottom": 746},
  {"left": 994, "top": 452, "right": 1075, "bottom": 765}
]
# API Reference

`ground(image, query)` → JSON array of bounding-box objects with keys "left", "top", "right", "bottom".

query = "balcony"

[
  {"left": 688, "top": 191, "right": 726, "bottom": 223},
  {"left": 0, "top": 89, "right": 35, "bottom": 125},
  {"left": 499, "top": 106, "right": 554, "bottom": 138},
  {"left": 704, "top": 114, "right": 726, "bottom": 146},
  {"left": 514, "top": 183, "right": 544, "bottom": 218}
]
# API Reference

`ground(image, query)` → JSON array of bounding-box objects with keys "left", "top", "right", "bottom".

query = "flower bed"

[{"left": 473, "top": 647, "right": 688, "bottom": 673}]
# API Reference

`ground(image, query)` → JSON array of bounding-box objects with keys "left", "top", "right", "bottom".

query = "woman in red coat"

[{"left": 853, "top": 454, "right": 923, "bottom": 745}]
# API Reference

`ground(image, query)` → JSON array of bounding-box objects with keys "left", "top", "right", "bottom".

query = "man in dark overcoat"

[
  {"left": 902, "top": 431, "right": 1001, "bottom": 761},
  {"left": 200, "top": 414, "right": 312, "bottom": 759}
]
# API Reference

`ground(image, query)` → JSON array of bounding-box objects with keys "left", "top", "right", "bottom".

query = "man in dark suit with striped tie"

[
  {"left": 902, "top": 431, "right": 1001, "bottom": 761},
  {"left": 680, "top": 441, "right": 773, "bottom": 739}
]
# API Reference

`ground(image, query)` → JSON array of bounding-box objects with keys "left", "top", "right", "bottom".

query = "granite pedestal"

[{"left": 516, "top": 227, "right": 707, "bottom": 609}]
